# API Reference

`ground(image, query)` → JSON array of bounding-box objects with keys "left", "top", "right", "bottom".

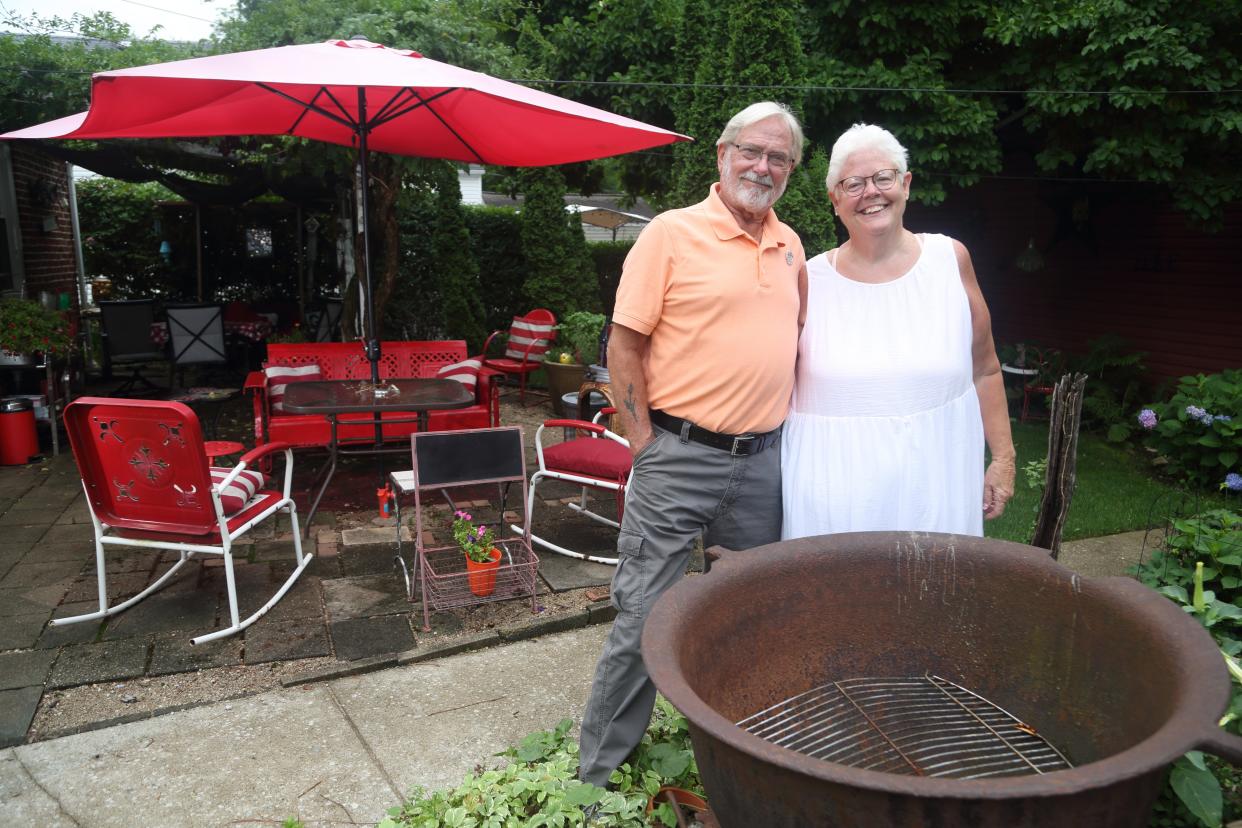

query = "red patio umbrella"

[{"left": 4, "top": 38, "right": 689, "bottom": 382}]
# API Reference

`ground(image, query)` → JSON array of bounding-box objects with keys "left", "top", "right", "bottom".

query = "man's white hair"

[
  {"left": 826, "top": 123, "right": 909, "bottom": 190},
  {"left": 717, "top": 102, "right": 804, "bottom": 166}
]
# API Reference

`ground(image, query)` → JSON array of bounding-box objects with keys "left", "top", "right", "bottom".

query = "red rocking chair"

[
  {"left": 482, "top": 308, "right": 556, "bottom": 405},
  {"left": 512, "top": 407, "right": 630, "bottom": 565},
  {"left": 62, "top": 397, "right": 311, "bottom": 645}
]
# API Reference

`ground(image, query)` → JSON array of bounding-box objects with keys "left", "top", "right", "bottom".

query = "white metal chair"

[
  {"left": 512, "top": 407, "right": 629, "bottom": 565},
  {"left": 62, "top": 396, "right": 311, "bottom": 645}
]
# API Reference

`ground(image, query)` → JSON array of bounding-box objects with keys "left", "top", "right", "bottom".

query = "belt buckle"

[{"left": 730, "top": 434, "right": 755, "bottom": 456}]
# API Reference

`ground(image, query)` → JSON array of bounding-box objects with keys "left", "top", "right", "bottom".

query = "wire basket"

[{"left": 419, "top": 536, "right": 540, "bottom": 611}]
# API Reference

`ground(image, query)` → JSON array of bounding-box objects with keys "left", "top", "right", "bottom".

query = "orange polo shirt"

[{"left": 612, "top": 183, "right": 804, "bottom": 435}]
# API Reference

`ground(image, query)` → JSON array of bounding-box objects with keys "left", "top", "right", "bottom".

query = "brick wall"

[
  {"left": 10, "top": 144, "right": 78, "bottom": 306},
  {"left": 904, "top": 179, "right": 1242, "bottom": 383}
]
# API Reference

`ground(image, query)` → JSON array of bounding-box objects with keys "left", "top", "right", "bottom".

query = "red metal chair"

[
  {"left": 61, "top": 397, "right": 311, "bottom": 645},
  {"left": 512, "top": 407, "right": 629, "bottom": 565},
  {"left": 482, "top": 308, "right": 556, "bottom": 405}
]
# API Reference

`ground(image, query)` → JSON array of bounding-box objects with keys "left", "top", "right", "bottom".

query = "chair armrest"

[
  {"left": 482, "top": 330, "right": 505, "bottom": 357},
  {"left": 239, "top": 441, "right": 293, "bottom": 467},
  {"left": 243, "top": 370, "right": 267, "bottom": 392},
  {"left": 544, "top": 419, "right": 605, "bottom": 434}
]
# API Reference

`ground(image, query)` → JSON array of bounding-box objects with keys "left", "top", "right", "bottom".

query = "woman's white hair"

[
  {"left": 716, "top": 101, "right": 804, "bottom": 166},
  {"left": 825, "top": 123, "right": 909, "bottom": 190}
]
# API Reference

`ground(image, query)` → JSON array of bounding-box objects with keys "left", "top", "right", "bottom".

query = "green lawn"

[{"left": 984, "top": 421, "right": 1229, "bottom": 544}]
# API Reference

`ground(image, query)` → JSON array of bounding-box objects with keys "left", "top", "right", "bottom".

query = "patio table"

[{"left": 281, "top": 378, "right": 474, "bottom": 532}]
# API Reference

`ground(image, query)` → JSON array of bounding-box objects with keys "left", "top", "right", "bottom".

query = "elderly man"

[{"left": 578, "top": 101, "right": 806, "bottom": 789}]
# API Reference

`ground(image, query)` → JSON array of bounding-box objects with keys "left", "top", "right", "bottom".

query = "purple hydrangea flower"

[
  {"left": 1186, "top": 405, "right": 1207, "bottom": 420},
  {"left": 1225, "top": 473, "right": 1242, "bottom": 492},
  {"left": 1137, "top": 409, "right": 1158, "bottom": 430},
  {"left": 1215, "top": 414, "right": 1233, "bottom": 423}
]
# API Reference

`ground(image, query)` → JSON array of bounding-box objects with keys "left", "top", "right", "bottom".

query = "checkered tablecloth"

[{"left": 150, "top": 319, "right": 273, "bottom": 346}]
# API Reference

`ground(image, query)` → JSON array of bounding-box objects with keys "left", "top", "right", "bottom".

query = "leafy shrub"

[
  {"left": 590, "top": 240, "right": 633, "bottom": 314},
  {"left": 1068, "top": 335, "right": 1148, "bottom": 442},
  {"left": 465, "top": 206, "right": 527, "bottom": 336},
  {"left": 1132, "top": 508, "right": 1242, "bottom": 827},
  {"left": 1139, "top": 371, "right": 1241, "bottom": 489},
  {"left": 379, "top": 698, "right": 701, "bottom": 828},
  {"left": 553, "top": 311, "right": 607, "bottom": 365}
]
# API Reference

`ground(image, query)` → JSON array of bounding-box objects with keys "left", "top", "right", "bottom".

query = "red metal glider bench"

[{"left": 245, "top": 341, "right": 500, "bottom": 450}]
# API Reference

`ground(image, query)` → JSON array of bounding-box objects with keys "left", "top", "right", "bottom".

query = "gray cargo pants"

[{"left": 577, "top": 421, "right": 782, "bottom": 786}]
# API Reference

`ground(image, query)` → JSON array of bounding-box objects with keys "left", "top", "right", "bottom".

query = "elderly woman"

[{"left": 781, "top": 123, "right": 1015, "bottom": 539}]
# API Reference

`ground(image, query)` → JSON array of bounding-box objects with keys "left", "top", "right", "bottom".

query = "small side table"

[{"left": 205, "top": 440, "right": 245, "bottom": 462}]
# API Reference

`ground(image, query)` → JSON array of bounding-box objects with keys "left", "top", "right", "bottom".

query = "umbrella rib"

[
  {"left": 367, "top": 87, "right": 453, "bottom": 129},
  {"left": 370, "top": 88, "right": 485, "bottom": 164},
  {"left": 286, "top": 86, "right": 335, "bottom": 134},
  {"left": 369, "top": 87, "right": 422, "bottom": 125},
  {"left": 256, "top": 82, "right": 360, "bottom": 134}
]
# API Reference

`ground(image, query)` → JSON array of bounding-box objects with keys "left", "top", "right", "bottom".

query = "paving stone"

[
  {"left": 1, "top": 560, "right": 81, "bottom": 590},
  {"left": 230, "top": 565, "right": 323, "bottom": 623},
  {"left": 48, "top": 638, "right": 150, "bottom": 689},
  {"left": 0, "top": 613, "right": 48, "bottom": 651},
  {"left": 54, "top": 500, "right": 92, "bottom": 524},
  {"left": 0, "top": 525, "right": 50, "bottom": 545},
  {"left": 0, "top": 548, "right": 24, "bottom": 582},
  {"left": 0, "top": 650, "right": 57, "bottom": 690},
  {"left": 37, "top": 601, "right": 105, "bottom": 649},
  {"left": 243, "top": 617, "right": 330, "bottom": 664},
  {"left": 0, "top": 508, "right": 57, "bottom": 526},
  {"left": 340, "top": 526, "right": 408, "bottom": 548},
  {"left": 321, "top": 574, "right": 412, "bottom": 620},
  {"left": 21, "top": 543, "right": 91, "bottom": 564},
  {"left": 536, "top": 550, "right": 616, "bottom": 591},
  {"left": 63, "top": 572, "right": 153, "bottom": 605},
  {"left": 104, "top": 550, "right": 162, "bottom": 575},
  {"left": 34, "top": 524, "right": 95, "bottom": 545},
  {"left": 0, "top": 686, "right": 42, "bottom": 748},
  {"left": 330, "top": 615, "right": 415, "bottom": 661},
  {"left": 148, "top": 634, "right": 243, "bottom": 676},
  {"left": 339, "top": 544, "right": 401, "bottom": 577},
  {"left": 250, "top": 538, "right": 307, "bottom": 563},
  {"left": 101, "top": 589, "right": 219, "bottom": 640},
  {"left": 0, "top": 581, "right": 70, "bottom": 616}
]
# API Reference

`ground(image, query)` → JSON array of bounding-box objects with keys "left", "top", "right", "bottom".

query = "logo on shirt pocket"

[{"left": 785, "top": 251, "right": 794, "bottom": 266}]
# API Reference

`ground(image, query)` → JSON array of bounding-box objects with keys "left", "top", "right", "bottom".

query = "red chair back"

[{"left": 65, "top": 397, "right": 217, "bottom": 536}]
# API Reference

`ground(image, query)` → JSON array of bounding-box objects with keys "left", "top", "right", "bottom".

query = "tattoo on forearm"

[{"left": 624, "top": 383, "right": 638, "bottom": 420}]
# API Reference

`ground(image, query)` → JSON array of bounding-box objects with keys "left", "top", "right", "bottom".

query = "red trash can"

[{"left": 0, "top": 397, "right": 40, "bottom": 465}]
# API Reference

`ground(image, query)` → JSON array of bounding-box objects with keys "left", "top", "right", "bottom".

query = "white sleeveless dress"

[{"left": 781, "top": 233, "right": 985, "bottom": 539}]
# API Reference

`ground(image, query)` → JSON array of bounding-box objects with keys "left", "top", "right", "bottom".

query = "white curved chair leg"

[
  {"left": 51, "top": 551, "right": 196, "bottom": 627},
  {"left": 192, "top": 543, "right": 313, "bottom": 645}
]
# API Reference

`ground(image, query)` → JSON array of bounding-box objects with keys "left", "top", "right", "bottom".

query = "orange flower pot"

[{"left": 465, "top": 548, "right": 502, "bottom": 596}]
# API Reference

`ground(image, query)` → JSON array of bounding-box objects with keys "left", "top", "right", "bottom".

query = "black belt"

[{"left": 649, "top": 409, "right": 780, "bottom": 456}]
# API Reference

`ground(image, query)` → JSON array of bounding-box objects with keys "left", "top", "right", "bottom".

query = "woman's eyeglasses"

[{"left": 837, "top": 169, "right": 900, "bottom": 197}]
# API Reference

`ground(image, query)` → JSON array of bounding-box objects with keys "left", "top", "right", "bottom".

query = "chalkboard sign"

[{"left": 411, "top": 427, "right": 525, "bottom": 488}]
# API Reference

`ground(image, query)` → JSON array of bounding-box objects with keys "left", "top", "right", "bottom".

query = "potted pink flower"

[{"left": 452, "top": 510, "right": 501, "bottom": 596}]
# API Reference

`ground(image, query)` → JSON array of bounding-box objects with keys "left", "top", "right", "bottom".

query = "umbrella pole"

[{"left": 356, "top": 90, "right": 381, "bottom": 387}]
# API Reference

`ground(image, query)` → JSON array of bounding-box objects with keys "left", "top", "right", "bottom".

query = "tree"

[{"left": 518, "top": 167, "right": 600, "bottom": 315}]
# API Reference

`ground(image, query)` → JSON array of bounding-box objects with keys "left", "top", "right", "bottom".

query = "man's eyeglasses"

[
  {"left": 836, "top": 169, "right": 900, "bottom": 197},
  {"left": 732, "top": 143, "right": 793, "bottom": 172}
]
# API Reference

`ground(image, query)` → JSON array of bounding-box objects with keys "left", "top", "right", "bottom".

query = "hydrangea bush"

[{"left": 1139, "top": 370, "right": 1241, "bottom": 489}]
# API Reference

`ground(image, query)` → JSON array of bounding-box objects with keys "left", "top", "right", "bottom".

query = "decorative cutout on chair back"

[{"left": 65, "top": 398, "right": 216, "bottom": 535}]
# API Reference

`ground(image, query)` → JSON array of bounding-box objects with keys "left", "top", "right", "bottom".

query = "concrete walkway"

[
  {"left": 0, "top": 530, "right": 1159, "bottom": 827},
  {"left": 1, "top": 623, "right": 609, "bottom": 827}
]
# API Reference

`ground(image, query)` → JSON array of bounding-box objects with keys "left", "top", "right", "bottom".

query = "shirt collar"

[{"left": 706, "top": 182, "right": 785, "bottom": 247}]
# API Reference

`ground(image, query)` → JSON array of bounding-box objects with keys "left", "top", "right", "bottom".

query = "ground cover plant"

[
  {"left": 1132, "top": 508, "right": 1242, "bottom": 827},
  {"left": 379, "top": 697, "right": 701, "bottom": 827}
]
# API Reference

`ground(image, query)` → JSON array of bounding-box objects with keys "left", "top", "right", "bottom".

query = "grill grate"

[{"left": 737, "top": 674, "right": 1073, "bottom": 779}]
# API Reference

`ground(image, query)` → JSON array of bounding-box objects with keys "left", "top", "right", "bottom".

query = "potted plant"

[
  {"left": 544, "top": 311, "right": 607, "bottom": 416},
  {"left": 0, "top": 297, "right": 75, "bottom": 366},
  {"left": 452, "top": 509, "right": 501, "bottom": 596}
]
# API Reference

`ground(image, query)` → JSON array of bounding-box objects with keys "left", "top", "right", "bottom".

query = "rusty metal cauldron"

[{"left": 641, "top": 532, "right": 1242, "bottom": 827}]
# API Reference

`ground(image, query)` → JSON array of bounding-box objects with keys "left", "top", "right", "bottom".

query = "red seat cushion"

[
  {"left": 210, "top": 467, "right": 266, "bottom": 515},
  {"left": 543, "top": 437, "right": 631, "bottom": 481}
]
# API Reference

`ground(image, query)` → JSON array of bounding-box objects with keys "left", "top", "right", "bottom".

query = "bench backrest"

[{"left": 266, "top": 341, "right": 469, "bottom": 382}]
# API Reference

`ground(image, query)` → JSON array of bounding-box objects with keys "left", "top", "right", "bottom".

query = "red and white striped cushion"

[
  {"left": 503, "top": 315, "right": 555, "bottom": 362},
  {"left": 436, "top": 357, "right": 482, "bottom": 392},
  {"left": 210, "top": 467, "right": 266, "bottom": 516},
  {"left": 264, "top": 363, "right": 321, "bottom": 412}
]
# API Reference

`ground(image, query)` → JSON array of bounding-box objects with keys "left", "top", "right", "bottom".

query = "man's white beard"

[{"left": 725, "top": 167, "right": 785, "bottom": 211}]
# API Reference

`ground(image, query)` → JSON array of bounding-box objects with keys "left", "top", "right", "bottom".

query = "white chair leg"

[
  {"left": 52, "top": 550, "right": 195, "bottom": 627},
  {"left": 513, "top": 471, "right": 618, "bottom": 565},
  {"left": 192, "top": 543, "right": 313, "bottom": 645}
]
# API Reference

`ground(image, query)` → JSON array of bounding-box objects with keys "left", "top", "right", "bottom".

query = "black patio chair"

[
  {"left": 98, "top": 299, "right": 165, "bottom": 396},
  {"left": 165, "top": 302, "right": 229, "bottom": 386}
]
